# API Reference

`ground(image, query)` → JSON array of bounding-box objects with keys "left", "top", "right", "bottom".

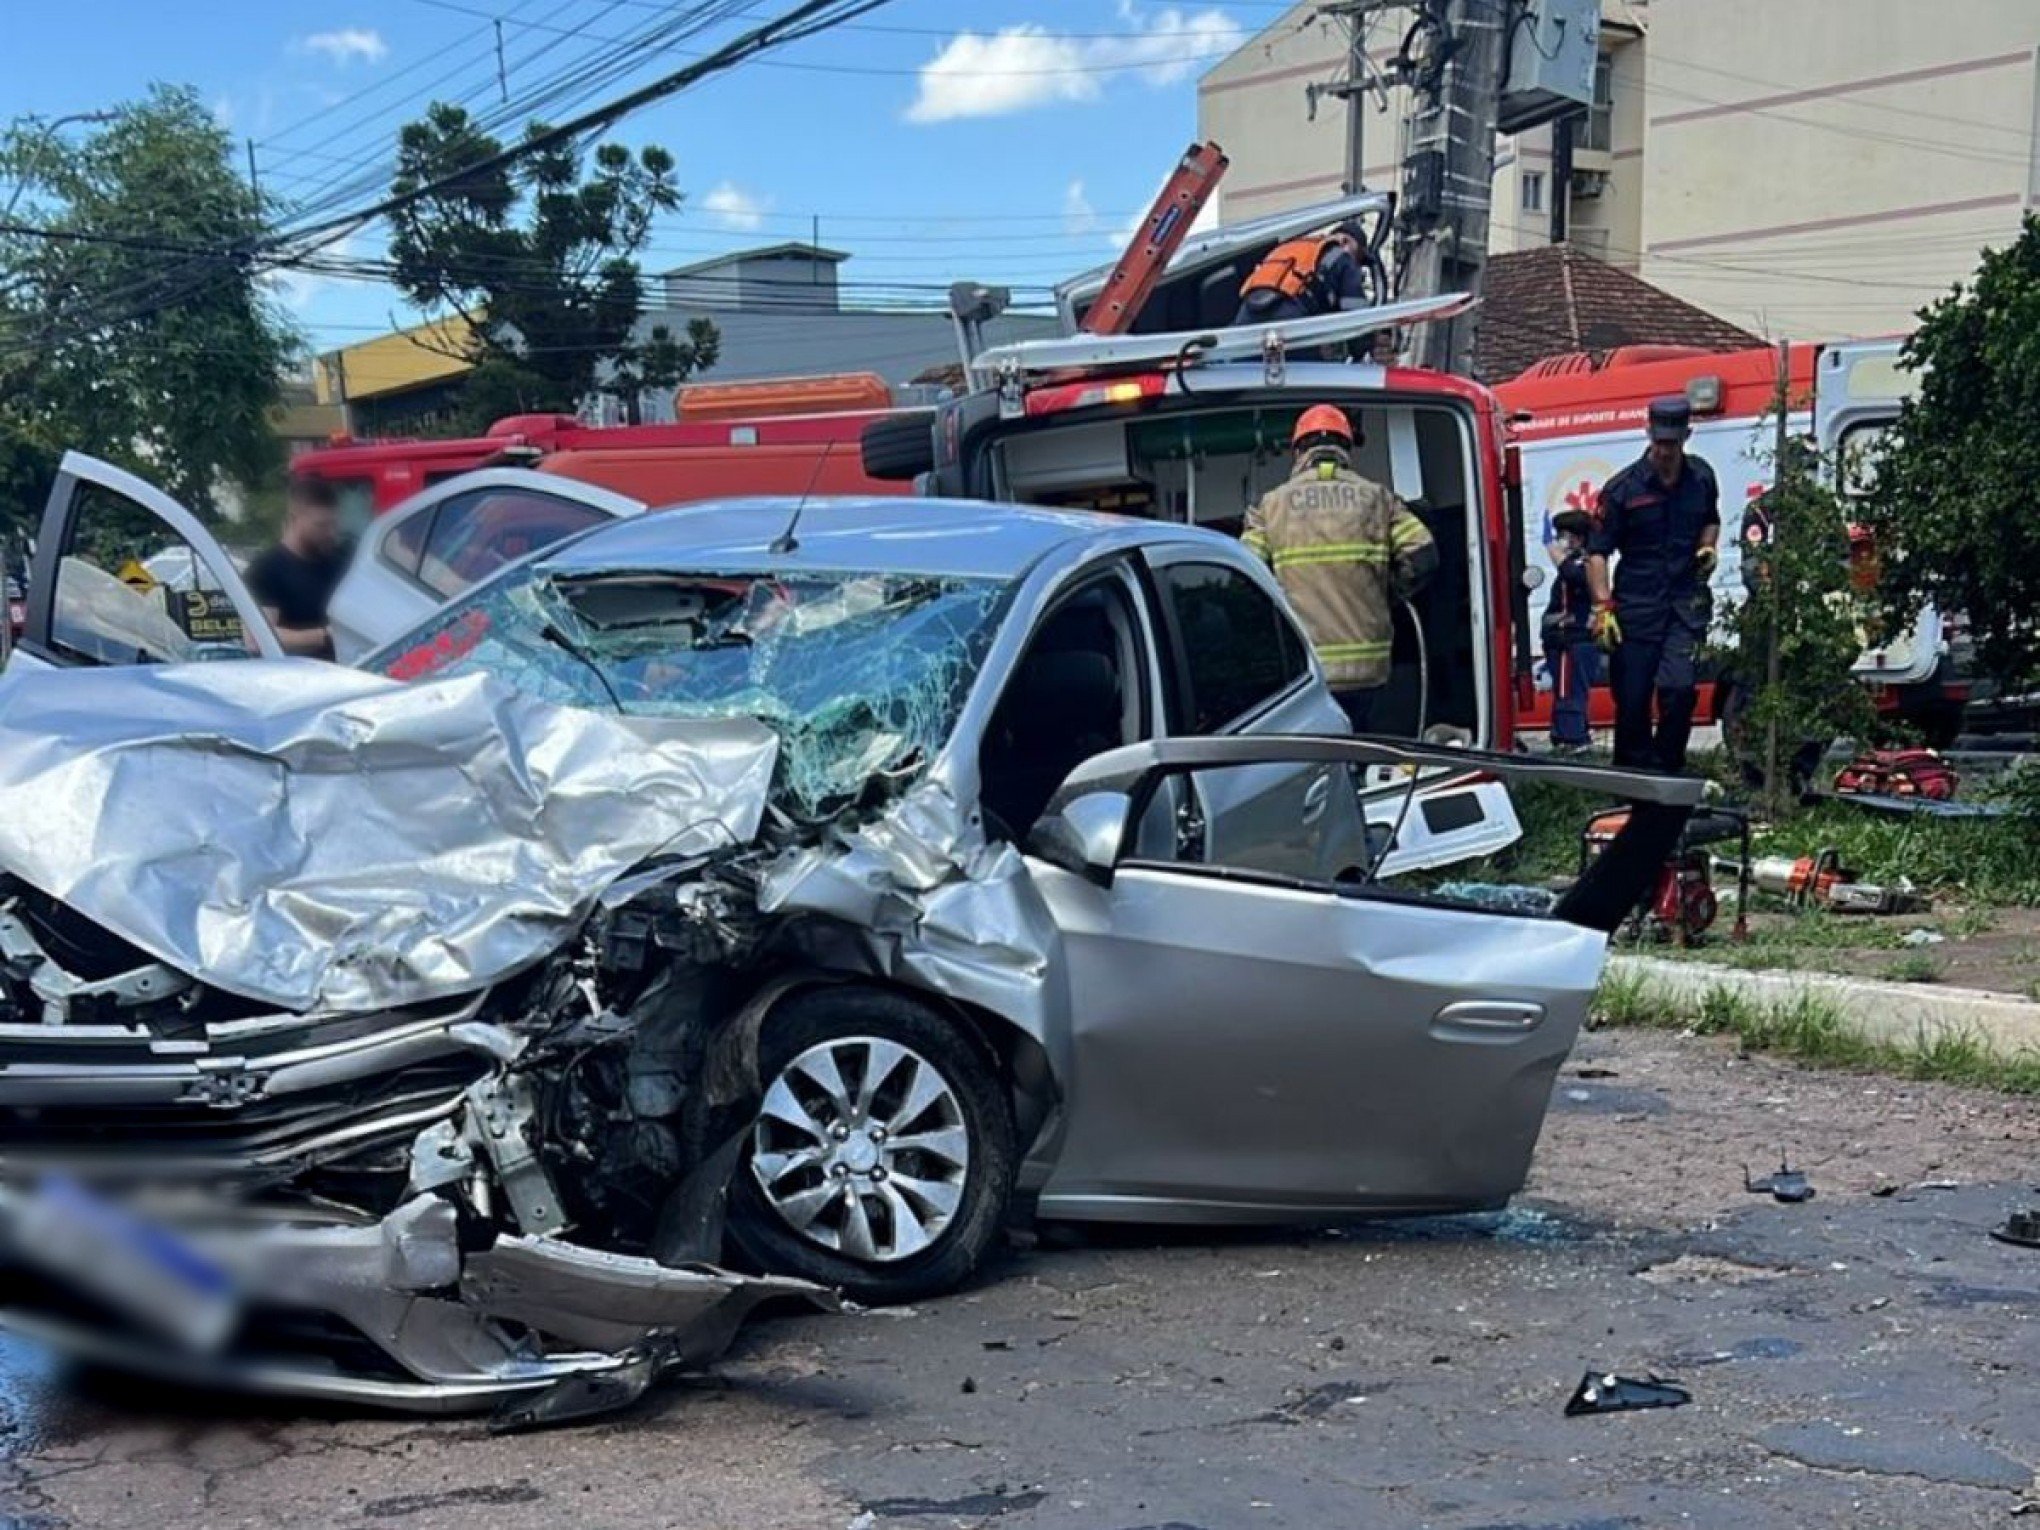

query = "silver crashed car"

[{"left": 0, "top": 488, "right": 1695, "bottom": 1416}]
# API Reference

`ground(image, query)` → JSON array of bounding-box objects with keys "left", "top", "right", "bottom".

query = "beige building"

[{"left": 1198, "top": 0, "right": 2040, "bottom": 341}]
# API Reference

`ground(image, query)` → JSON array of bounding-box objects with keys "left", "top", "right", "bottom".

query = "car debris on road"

[
  {"left": 1564, "top": 1371, "right": 1691, "bottom": 1417},
  {"left": 1988, "top": 1208, "right": 2040, "bottom": 1249},
  {"left": 1745, "top": 1154, "right": 1817, "bottom": 1203}
]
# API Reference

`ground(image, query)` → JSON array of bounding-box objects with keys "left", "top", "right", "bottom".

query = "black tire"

[
  {"left": 859, "top": 411, "right": 936, "bottom": 482},
  {"left": 727, "top": 987, "right": 1015, "bottom": 1305}
]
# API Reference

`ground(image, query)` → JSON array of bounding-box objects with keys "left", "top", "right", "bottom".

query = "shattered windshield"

[{"left": 372, "top": 564, "right": 1011, "bottom": 818}]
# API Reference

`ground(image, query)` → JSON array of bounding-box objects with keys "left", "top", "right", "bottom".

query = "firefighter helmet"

[{"left": 1291, "top": 404, "right": 1354, "bottom": 453}]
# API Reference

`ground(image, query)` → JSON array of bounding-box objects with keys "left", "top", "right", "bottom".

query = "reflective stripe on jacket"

[{"left": 1242, "top": 460, "right": 1436, "bottom": 690}]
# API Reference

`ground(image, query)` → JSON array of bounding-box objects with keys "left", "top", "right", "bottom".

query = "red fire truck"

[
  {"left": 861, "top": 189, "right": 1537, "bottom": 766},
  {"left": 291, "top": 371, "right": 909, "bottom": 519}
]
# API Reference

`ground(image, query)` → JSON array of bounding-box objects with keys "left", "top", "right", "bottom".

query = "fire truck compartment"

[{"left": 984, "top": 393, "right": 1487, "bottom": 743}]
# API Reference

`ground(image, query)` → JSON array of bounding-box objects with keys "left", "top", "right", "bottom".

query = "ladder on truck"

[{"left": 1080, "top": 141, "right": 1229, "bottom": 336}]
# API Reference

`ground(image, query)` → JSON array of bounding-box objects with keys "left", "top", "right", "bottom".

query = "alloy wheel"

[{"left": 750, "top": 1036, "right": 971, "bottom": 1263}]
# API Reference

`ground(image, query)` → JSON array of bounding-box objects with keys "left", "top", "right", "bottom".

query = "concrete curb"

[{"left": 1607, "top": 954, "right": 2040, "bottom": 1058}]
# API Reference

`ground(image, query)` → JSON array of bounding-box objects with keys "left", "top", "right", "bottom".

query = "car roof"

[{"left": 537, "top": 495, "right": 1222, "bottom": 581}]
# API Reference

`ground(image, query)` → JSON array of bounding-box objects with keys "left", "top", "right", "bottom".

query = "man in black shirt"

[
  {"left": 247, "top": 476, "right": 348, "bottom": 659},
  {"left": 1586, "top": 397, "right": 1722, "bottom": 772}
]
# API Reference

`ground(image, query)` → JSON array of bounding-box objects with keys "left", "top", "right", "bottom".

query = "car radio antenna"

[{"left": 770, "top": 440, "right": 838, "bottom": 555}]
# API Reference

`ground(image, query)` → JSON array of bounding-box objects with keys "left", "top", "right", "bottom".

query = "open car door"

[
  {"left": 1024, "top": 736, "right": 1699, "bottom": 1223},
  {"left": 18, "top": 453, "right": 280, "bottom": 672}
]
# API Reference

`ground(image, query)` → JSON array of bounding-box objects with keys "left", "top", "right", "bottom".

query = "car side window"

[
  {"left": 401, "top": 489, "right": 609, "bottom": 601},
  {"left": 49, "top": 483, "right": 250, "bottom": 666},
  {"left": 381, "top": 503, "right": 432, "bottom": 579},
  {"left": 1156, "top": 561, "right": 1309, "bottom": 733},
  {"left": 980, "top": 574, "right": 1151, "bottom": 842}
]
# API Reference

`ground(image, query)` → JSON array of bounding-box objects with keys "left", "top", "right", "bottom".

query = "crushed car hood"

[{"left": 0, "top": 660, "right": 778, "bottom": 1013}]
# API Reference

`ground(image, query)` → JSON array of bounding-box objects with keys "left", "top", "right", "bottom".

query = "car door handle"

[
  {"left": 1431, "top": 1000, "right": 1545, "bottom": 1039},
  {"left": 1301, "top": 772, "right": 1331, "bottom": 823}
]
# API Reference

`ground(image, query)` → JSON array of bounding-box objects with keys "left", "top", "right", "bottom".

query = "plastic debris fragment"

[
  {"left": 1744, "top": 1153, "right": 1815, "bottom": 1203},
  {"left": 1564, "top": 1371, "right": 1690, "bottom": 1417}
]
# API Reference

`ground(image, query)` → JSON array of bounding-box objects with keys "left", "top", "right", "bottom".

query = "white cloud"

[
  {"left": 296, "top": 28, "right": 389, "bottom": 66},
  {"left": 700, "top": 181, "right": 770, "bottom": 232},
  {"left": 906, "top": 3, "right": 1245, "bottom": 124},
  {"left": 1062, "top": 180, "right": 1099, "bottom": 238}
]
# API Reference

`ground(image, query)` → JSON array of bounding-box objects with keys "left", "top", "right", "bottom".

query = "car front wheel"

[{"left": 727, "top": 987, "right": 1015, "bottom": 1305}]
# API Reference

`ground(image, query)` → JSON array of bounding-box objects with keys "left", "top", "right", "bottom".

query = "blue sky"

[{"left": 3, "top": 0, "right": 1283, "bottom": 353}]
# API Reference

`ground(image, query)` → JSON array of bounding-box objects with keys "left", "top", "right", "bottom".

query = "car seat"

[{"left": 980, "top": 648, "right": 1124, "bottom": 842}]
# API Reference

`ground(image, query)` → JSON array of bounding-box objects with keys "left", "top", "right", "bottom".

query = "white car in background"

[
  {"left": 325, "top": 469, "right": 643, "bottom": 662},
  {"left": 11, "top": 454, "right": 643, "bottom": 671}
]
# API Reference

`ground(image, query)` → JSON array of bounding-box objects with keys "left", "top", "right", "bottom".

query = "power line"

[
  {"left": 1, "top": 0, "right": 907, "bottom": 360},
  {"left": 269, "top": 0, "right": 742, "bottom": 224},
  {"left": 401, "top": 0, "right": 1245, "bottom": 79},
  {"left": 1644, "top": 48, "right": 2039, "bottom": 146}
]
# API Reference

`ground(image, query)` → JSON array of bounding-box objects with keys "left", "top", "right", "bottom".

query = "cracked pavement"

[{"left": 3, "top": 1027, "right": 2040, "bottom": 1529}]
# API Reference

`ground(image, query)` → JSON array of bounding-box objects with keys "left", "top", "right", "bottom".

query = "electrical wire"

[{"left": 2, "top": 0, "right": 901, "bottom": 361}]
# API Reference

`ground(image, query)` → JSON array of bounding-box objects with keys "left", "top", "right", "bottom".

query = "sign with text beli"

[{"left": 175, "top": 590, "right": 246, "bottom": 647}]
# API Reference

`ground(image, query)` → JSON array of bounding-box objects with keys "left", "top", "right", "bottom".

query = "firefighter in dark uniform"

[
  {"left": 1587, "top": 396, "right": 1721, "bottom": 772},
  {"left": 1233, "top": 225, "right": 1374, "bottom": 325},
  {"left": 1541, "top": 507, "right": 1599, "bottom": 750}
]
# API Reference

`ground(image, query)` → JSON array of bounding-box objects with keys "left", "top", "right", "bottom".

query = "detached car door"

[
  {"left": 17, "top": 452, "right": 281, "bottom": 672},
  {"left": 1028, "top": 736, "right": 1698, "bottom": 1220},
  {"left": 327, "top": 471, "right": 643, "bottom": 663}
]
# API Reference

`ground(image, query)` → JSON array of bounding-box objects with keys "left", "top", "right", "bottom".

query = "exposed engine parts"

[{"left": 0, "top": 865, "right": 830, "bottom": 1423}]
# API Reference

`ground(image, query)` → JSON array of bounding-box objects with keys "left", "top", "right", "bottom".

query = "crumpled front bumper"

[{"left": 0, "top": 1185, "right": 834, "bottom": 1416}]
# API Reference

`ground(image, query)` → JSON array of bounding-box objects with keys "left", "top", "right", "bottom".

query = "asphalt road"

[{"left": 4, "top": 1027, "right": 2040, "bottom": 1530}]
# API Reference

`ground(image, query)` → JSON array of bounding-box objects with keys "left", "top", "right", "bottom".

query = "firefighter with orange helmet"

[
  {"left": 1242, "top": 404, "right": 1437, "bottom": 733},
  {"left": 1233, "top": 225, "right": 1375, "bottom": 325}
]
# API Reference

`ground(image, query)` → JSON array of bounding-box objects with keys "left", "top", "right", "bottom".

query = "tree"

[
  {"left": 385, "top": 105, "right": 717, "bottom": 427},
  {"left": 1716, "top": 427, "right": 1878, "bottom": 815},
  {"left": 1857, "top": 215, "right": 2040, "bottom": 692},
  {"left": 0, "top": 87, "right": 300, "bottom": 523}
]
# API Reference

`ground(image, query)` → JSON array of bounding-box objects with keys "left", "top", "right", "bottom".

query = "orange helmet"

[{"left": 1291, "top": 404, "right": 1354, "bottom": 452}]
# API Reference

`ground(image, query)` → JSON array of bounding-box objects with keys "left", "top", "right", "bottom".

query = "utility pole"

[
  {"left": 1307, "top": 3, "right": 1379, "bottom": 195},
  {"left": 495, "top": 21, "right": 510, "bottom": 103},
  {"left": 1397, "top": 0, "right": 1508, "bottom": 375},
  {"left": 245, "top": 138, "right": 261, "bottom": 200}
]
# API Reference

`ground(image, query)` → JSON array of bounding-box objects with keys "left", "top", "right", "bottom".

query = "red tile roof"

[{"left": 1476, "top": 244, "right": 1760, "bottom": 383}]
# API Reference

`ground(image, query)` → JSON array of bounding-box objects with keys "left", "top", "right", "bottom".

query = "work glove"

[
  {"left": 1694, "top": 545, "right": 1719, "bottom": 579},
  {"left": 1590, "top": 602, "right": 1623, "bottom": 652}
]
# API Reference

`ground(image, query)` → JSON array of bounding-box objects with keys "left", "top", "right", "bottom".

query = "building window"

[
  {"left": 1583, "top": 55, "right": 1613, "bottom": 152},
  {"left": 1521, "top": 171, "right": 1545, "bottom": 213}
]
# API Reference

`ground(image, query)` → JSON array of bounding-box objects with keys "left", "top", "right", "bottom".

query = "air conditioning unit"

[{"left": 1570, "top": 170, "right": 1608, "bottom": 201}]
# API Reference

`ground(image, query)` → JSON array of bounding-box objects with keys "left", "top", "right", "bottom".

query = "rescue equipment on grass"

[{"left": 1832, "top": 746, "right": 1958, "bottom": 802}]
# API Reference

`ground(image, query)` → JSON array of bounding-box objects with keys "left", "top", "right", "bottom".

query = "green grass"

[
  {"left": 1644, "top": 907, "right": 1919, "bottom": 973},
  {"left": 1748, "top": 800, "right": 2040, "bottom": 908},
  {"left": 1945, "top": 905, "right": 1999, "bottom": 940},
  {"left": 1877, "top": 952, "right": 1945, "bottom": 984},
  {"left": 1546, "top": 746, "right": 2040, "bottom": 908},
  {"left": 1591, "top": 970, "right": 2040, "bottom": 1093}
]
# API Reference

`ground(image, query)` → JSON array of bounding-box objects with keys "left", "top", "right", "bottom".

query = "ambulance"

[{"left": 1495, "top": 337, "right": 1964, "bottom": 743}]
